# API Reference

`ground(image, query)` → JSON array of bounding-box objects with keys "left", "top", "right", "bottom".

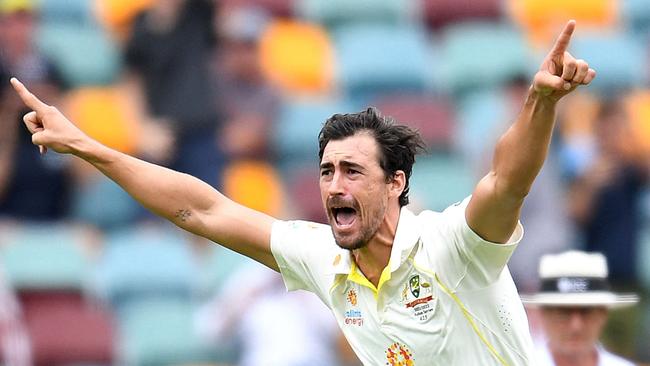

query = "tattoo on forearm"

[{"left": 175, "top": 209, "right": 192, "bottom": 222}]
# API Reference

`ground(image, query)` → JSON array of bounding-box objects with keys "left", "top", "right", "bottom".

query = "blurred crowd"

[{"left": 0, "top": 0, "right": 649, "bottom": 365}]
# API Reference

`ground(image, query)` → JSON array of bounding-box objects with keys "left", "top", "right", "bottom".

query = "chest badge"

[
  {"left": 409, "top": 275, "right": 420, "bottom": 298},
  {"left": 402, "top": 274, "right": 435, "bottom": 322}
]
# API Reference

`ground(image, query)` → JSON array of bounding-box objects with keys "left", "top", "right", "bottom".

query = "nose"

[
  {"left": 568, "top": 310, "right": 585, "bottom": 330},
  {"left": 327, "top": 170, "right": 346, "bottom": 196}
]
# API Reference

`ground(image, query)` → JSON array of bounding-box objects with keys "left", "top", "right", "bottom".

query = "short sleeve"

[
  {"left": 429, "top": 197, "right": 524, "bottom": 291},
  {"left": 270, "top": 220, "right": 331, "bottom": 294}
]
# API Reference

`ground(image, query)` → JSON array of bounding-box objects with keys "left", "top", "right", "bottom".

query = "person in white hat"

[{"left": 522, "top": 251, "right": 639, "bottom": 366}]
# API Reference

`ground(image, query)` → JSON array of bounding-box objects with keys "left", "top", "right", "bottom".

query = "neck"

[
  {"left": 352, "top": 203, "right": 401, "bottom": 288},
  {"left": 551, "top": 346, "right": 598, "bottom": 366}
]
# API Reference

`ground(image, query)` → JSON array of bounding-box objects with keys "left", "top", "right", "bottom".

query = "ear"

[{"left": 388, "top": 170, "right": 406, "bottom": 200}]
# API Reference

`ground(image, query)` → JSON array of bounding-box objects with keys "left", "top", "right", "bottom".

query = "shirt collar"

[{"left": 326, "top": 206, "right": 421, "bottom": 275}]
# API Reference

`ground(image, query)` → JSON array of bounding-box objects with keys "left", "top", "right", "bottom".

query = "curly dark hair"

[{"left": 318, "top": 107, "right": 426, "bottom": 206}]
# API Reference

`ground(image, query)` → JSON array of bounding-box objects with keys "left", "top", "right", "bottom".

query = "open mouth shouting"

[{"left": 329, "top": 200, "right": 359, "bottom": 232}]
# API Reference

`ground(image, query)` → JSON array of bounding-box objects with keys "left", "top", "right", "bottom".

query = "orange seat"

[
  {"left": 624, "top": 90, "right": 650, "bottom": 154},
  {"left": 94, "top": 0, "right": 154, "bottom": 40},
  {"left": 507, "top": 0, "right": 619, "bottom": 47},
  {"left": 259, "top": 20, "right": 334, "bottom": 96},
  {"left": 223, "top": 160, "right": 284, "bottom": 216},
  {"left": 64, "top": 87, "right": 140, "bottom": 154}
]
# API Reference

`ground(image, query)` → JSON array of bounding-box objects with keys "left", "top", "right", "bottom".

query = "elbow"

[{"left": 493, "top": 173, "right": 531, "bottom": 204}]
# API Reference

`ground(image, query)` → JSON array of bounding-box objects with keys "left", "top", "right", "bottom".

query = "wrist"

[
  {"left": 71, "top": 134, "right": 106, "bottom": 163},
  {"left": 527, "top": 86, "right": 559, "bottom": 110}
]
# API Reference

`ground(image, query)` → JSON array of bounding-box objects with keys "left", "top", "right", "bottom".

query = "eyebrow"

[{"left": 319, "top": 160, "right": 365, "bottom": 171}]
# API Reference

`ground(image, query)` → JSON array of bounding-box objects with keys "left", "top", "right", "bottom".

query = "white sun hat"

[{"left": 520, "top": 251, "right": 639, "bottom": 308}]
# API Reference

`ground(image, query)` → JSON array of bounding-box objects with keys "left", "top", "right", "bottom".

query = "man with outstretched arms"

[{"left": 10, "top": 21, "right": 595, "bottom": 365}]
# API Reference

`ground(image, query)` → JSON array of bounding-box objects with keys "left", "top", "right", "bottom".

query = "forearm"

[
  {"left": 491, "top": 87, "right": 558, "bottom": 199},
  {"left": 467, "top": 88, "right": 559, "bottom": 243},
  {"left": 72, "top": 136, "right": 223, "bottom": 234}
]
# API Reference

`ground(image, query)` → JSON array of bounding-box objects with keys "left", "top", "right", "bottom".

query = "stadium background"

[{"left": 0, "top": 0, "right": 649, "bottom": 364}]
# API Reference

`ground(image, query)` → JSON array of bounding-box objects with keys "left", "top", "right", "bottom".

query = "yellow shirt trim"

[{"left": 348, "top": 260, "right": 392, "bottom": 299}]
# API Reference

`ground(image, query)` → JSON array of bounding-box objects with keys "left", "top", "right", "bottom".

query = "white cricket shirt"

[{"left": 271, "top": 197, "right": 535, "bottom": 365}]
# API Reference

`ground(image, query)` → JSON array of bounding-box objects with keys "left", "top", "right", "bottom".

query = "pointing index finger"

[
  {"left": 10, "top": 77, "right": 49, "bottom": 113},
  {"left": 549, "top": 20, "right": 576, "bottom": 57}
]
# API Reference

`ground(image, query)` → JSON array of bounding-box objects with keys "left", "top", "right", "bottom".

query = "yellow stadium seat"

[
  {"left": 507, "top": 0, "right": 619, "bottom": 46},
  {"left": 624, "top": 90, "right": 650, "bottom": 153},
  {"left": 64, "top": 87, "right": 140, "bottom": 154},
  {"left": 259, "top": 20, "right": 334, "bottom": 96},
  {"left": 94, "top": 0, "right": 154, "bottom": 40},
  {"left": 223, "top": 160, "right": 284, "bottom": 216}
]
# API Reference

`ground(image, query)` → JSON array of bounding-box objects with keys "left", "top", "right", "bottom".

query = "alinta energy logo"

[{"left": 385, "top": 342, "right": 414, "bottom": 366}]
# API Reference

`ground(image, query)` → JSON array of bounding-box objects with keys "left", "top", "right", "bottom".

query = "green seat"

[
  {"left": 0, "top": 224, "right": 90, "bottom": 290},
  {"left": 297, "top": 0, "right": 417, "bottom": 28},
  {"left": 36, "top": 23, "right": 121, "bottom": 87},
  {"left": 118, "top": 299, "right": 220, "bottom": 366},
  {"left": 437, "top": 22, "right": 533, "bottom": 95},
  {"left": 409, "top": 155, "right": 476, "bottom": 212}
]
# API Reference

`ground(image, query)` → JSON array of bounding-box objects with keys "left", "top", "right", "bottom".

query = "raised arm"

[
  {"left": 10, "top": 78, "right": 278, "bottom": 270},
  {"left": 466, "top": 20, "right": 596, "bottom": 243}
]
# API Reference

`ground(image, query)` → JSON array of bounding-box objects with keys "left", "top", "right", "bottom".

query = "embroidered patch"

[
  {"left": 402, "top": 273, "right": 435, "bottom": 322},
  {"left": 385, "top": 342, "right": 414, "bottom": 366},
  {"left": 346, "top": 288, "right": 358, "bottom": 306}
]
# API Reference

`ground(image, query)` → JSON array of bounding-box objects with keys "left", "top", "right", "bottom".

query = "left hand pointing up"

[{"left": 533, "top": 20, "right": 596, "bottom": 100}]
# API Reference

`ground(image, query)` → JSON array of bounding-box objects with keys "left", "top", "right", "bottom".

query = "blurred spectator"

[
  {"left": 0, "top": 0, "right": 71, "bottom": 220},
  {"left": 0, "top": 268, "right": 32, "bottom": 366},
  {"left": 566, "top": 97, "right": 649, "bottom": 288},
  {"left": 195, "top": 263, "right": 343, "bottom": 366},
  {"left": 522, "top": 251, "right": 638, "bottom": 366},
  {"left": 212, "top": 5, "right": 279, "bottom": 160},
  {"left": 122, "top": 0, "right": 225, "bottom": 186}
]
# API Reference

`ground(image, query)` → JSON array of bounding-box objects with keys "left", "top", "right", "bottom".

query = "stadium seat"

[
  {"left": 569, "top": 32, "right": 647, "bottom": 93},
  {"left": 36, "top": 23, "right": 121, "bottom": 87},
  {"left": 64, "top": 86, "right": 140, "bottom": 154},
  {"left": 223, "top": 160, "right": 284, "bottom": 216},
  {"left": 334, "top": 24, "right": 434, "bottom": 100},
  {"left": 0, "top": 224, "right": 91, "bottom": 291},
  {"left": 624, "top": 90, "right": 650, "bottom": 154},
  {"left": 621, "top": 0, "right": 650, "bottom": 40},
  {"left": 296, "top": 0, "right": 416, "bottom": 28},
  {"left": 436, "top": 22, "right": 532, "bottom": 96},
  {"left": 69, "top": 172, "right": 141, "bottom": 231},
  {"left": 409, "top": 155, "right": 476, "bottom": 212},
  {"left": 220, "top": 0, "right": 294, "bottom": 17},
  {"left": 507, "top": 0, "right": 618, "bottom": 46},
  {"left": 272, "top": 97, "right": 357, "bottom": 168},
  {"left": 1, "top": 224, "right": 115, "bottom": 366},
  {"left": 371, "top": 94, "right": 456, "bottom": 151},
  {"left": 38, "top": 0, "right": 95, "bottom": 26},
  {"left": 94, "top": 225, "right": 198, "bottom": 310},
  {"left": 422, "top": 0, "right": 503, "bottom": 30},
  {"left": 95, "top": 0, "right": 154, "bottom": 40},
  {"left": 117, "top": 299, "right": 219, "bottom": 365},
  {"left": 259, "top": 20, "right": 334, "bottom": 96},
  {"left": 453, "top": 88, "right": 509, "bottom": 164},
  {"left": 19, "top": 291, "right": 115, "bottom": 366},
  {"left": 195, "top": 245, "right": 256, "bottom": 299}
]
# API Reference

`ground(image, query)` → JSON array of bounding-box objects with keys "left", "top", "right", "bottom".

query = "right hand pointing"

[{"left": 10, "top": 77, "right": 88, "bottom": 155}]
